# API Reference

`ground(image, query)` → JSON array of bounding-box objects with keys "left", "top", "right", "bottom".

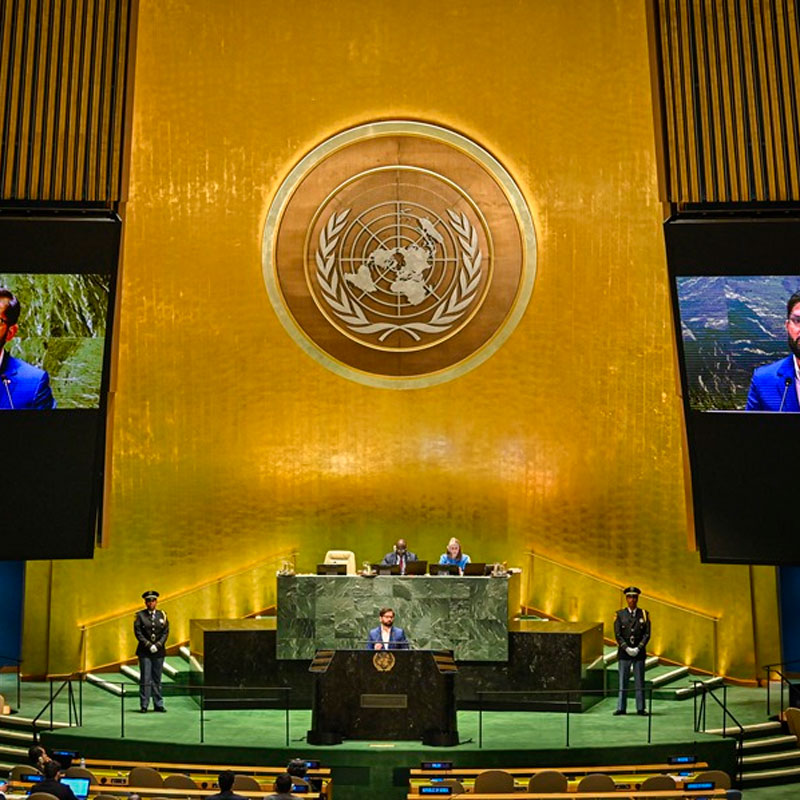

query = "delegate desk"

[{"left": 278, "top": 573, "right": 520, "bottom": 660}]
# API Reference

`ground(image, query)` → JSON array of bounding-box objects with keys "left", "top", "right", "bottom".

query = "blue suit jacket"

[
  {"left": 0, "top": 354, "right": 56, "bottom": 410},
  {"left": 746, "top": 355, "right": 800, "bottom": 412},
  {"left": 366, "top": 625, "right": 409, "bottom": 650}
]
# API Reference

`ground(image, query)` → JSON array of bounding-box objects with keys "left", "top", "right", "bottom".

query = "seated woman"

[{"left": 438, "top": 537, "right": 470, "bottom": 574}]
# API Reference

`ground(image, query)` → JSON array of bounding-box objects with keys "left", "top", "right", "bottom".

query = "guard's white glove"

[
  {"left": 149, "top": 644, "right": 158, "bottom": 653},
  {"left": 625, "top": 646, "right": 639, "bottom": 657}
]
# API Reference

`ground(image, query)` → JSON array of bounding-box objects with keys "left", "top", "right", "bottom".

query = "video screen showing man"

[
  {"left": 0, "top": 288, "right": 55, "bottom": 410},
  {"left": 746, "top": 290, "right": 800, "bottom": 412}
]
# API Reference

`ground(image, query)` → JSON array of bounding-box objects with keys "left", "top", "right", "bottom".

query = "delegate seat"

[
  {"left": 473, "top": 769, "right": 515, "bottom": 793},
  {"left": 576, "top": 773, "right": 616, "bottom": 793},
  {"left": 233, "top": 775, "right": 262, "bottom": 793},
  {"left": 163, "top": 775, "right": 198, "bottom": 790},
  {"left": 128, "top": 767, "right": 164, "bottom": 788},
  {"left": 527, "top": 770, "right": 568, "bottom": 793},
  {"left": 65, "top": 767, "right": 98, "bottom": 783},
  {"left": 693, "top": 769, "right": 731, "bottom": 789},
  {"left": 10, "top": 765, "right": 41, "bottom": 781}
]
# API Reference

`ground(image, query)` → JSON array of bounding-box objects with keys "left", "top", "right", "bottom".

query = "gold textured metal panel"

[
  {"left": 654, "top": 0, "right": 800, "bottom": 203},
  {"left": 0, "top": 0, "right": 134, "bottom": 201},
  {"left": 20, "top": 0, "right": 780, "bottom": 680}
]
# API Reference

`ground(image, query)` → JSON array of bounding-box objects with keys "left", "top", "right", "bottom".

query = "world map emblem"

[{"left": 263, "top": 121, "right": 536, "bottom": 388}]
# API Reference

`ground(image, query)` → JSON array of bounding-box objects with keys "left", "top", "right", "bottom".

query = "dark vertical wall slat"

[
  {"left": 0, "top": 0, "right": 134, "bottom": 202},
  {"left": 654, "top": 0, "right": 800, "bottom": 204}
]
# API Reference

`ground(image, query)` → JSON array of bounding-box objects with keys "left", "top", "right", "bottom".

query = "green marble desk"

[{"left": 277, "top": 574, "right": 519, "bottom": 660}]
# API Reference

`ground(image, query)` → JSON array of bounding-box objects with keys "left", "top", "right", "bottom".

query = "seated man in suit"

[
  {"left": 379, "top": 538, "right": 418, "bottom": 574},
  {"left": 366, "top": 607, "right": 409, "bottom": 650},
  {"left": 746, "top": 290, "right": 800, "bottom": 411},
  {"left": 0, "top": 288, "right": 55, "bottom": 410},
  {"left": 36, "top": 760, "right": 79, "bottom": 800}
]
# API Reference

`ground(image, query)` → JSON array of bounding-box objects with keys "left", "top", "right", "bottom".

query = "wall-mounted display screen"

[
  {"left": 0, "top": 274, "right": 110, "bottom": 410},
  {"left": 666, "top": 217, "right": 800, "bottom": 565},
  {"left": 676, "top": 275, "right": 800, "bottom": 411},
  {"left": 0, "top": 213, "right": 120, "bottom": 560}
]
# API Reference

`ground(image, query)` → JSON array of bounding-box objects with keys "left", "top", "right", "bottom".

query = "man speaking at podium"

[{"left": 366, "top": 607, "right": 409, "bottom": 650}]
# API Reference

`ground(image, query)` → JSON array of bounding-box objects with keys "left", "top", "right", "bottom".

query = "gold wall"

[{"left": 23, "top": 0, "right": 779, "bottom": 680}]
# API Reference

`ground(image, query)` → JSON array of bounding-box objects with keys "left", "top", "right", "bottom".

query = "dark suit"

[
  {"left": 0, "top": 353, "right": 55, "bottom": 409},
  {"left": 35, "top": 780, "right": 78, "bottom": 800},
  {"left": 366, "top": 625, "right": 409, "bottom": 650},
  {"left": 746, "top": 355, "right": 800, "bottom": 411},
  {"left": 134, "top": 608, "right": 169, "bottom": 710},
  {"left": 206, "top": 791, "right": 250, "bottom": 800},
  {"left": 614, "top": 606, "right": 650, "bottom": 712},
  {"left": 380, "top": 550, "right": 418, "bottom": 573}
]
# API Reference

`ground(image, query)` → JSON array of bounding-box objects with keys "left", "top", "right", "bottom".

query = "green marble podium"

[{"left": 277, "top": 574, "right": 519, "bottom": 661}]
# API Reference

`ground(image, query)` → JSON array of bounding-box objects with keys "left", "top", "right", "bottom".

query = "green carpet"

[{"left": 18, "top": 679, "right": 747, "bottom": 799}]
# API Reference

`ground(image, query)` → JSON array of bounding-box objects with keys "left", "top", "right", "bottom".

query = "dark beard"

[{"left": 789, "top": 334, "right": 800, "bottom": 359}]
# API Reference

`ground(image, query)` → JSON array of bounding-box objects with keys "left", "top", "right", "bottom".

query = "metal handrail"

[
  {"left": 31, "top": 679, "right": 82, "bottom": 741},
  {"left": 692, "top": 681, "right": 744, "bottom": 780},
  {"left": 763, "top": 659, "right": 800, "bottom": 717},
  {"left": 0, "top": 653, "right": 22, "bottom": 710},
  {"left": 476, "top": 687, "right": 655, "bottom": 748},
  {"left": 106, "top": 681, "right": 292, "bottom": 744}
]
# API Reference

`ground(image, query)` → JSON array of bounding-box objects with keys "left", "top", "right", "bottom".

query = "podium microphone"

[
  {"left": 2, "top": 376, "right": 13, "bottom": 410},
  {"left": 779, "top": 377, "right": 793, "bottom": 412}
]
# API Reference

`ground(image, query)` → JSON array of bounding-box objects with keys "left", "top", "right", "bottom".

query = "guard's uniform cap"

[
  {"left": 623, "top": 586, "right": 641, "bottom": 597},
  {"left": 142, "top": 590, "right": 160, "bottom": 600}
]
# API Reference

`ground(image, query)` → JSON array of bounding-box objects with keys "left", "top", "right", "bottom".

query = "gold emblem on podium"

[
  {"left": 263, "top": 121, "right": 537, "bottom": 388},
  {"left": 372, "top": 650, "right": 396, "bottom": 672}
]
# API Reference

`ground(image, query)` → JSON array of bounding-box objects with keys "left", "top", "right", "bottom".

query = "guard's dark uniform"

[
  {"left": 613, "top": 587, "right": 650, "bottom": 714},
  {"left": 134, "top": 592, "right": 169, "bottom": 712}
]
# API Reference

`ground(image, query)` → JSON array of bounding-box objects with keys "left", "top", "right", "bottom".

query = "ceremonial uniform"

[
  {"left": 613, "top": 586, "right": 650, "bottom": 715},
  {"left": 134, "top": 590, "right": 169, "bottom": 712}
]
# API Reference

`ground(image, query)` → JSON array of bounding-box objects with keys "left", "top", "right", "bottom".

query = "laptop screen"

[{"left": 61, "top": 777, "right": 91, "bottom": 799}]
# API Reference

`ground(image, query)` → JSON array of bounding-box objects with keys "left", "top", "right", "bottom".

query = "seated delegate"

[{"left": 438, "top": 537, "right": 470, "bottom": 573}]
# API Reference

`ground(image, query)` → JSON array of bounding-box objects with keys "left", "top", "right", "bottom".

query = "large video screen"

[
  {"left": 0, "top": 274, "right": 110, "bottom": 410},
  {"left": 676, "top": 275, "right": 800, "bottom": 411},
  {"left": 0, "top": 214, "right": 120, "bottom": 560},
  {"left": 666, "top": 217, "right": 800, "bottom": 564}
]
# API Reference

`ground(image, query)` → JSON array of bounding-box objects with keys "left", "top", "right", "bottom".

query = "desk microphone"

[
  {"left": 779, "top": 377, "right": 792, "bottom": 412},
  {"left": 1, "top": 376, "right": 13, "bottom": 410}
]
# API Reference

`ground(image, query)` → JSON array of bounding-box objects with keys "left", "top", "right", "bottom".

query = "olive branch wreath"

[{"left": 315, "top": 208, "right": 482, "bottom": 342}]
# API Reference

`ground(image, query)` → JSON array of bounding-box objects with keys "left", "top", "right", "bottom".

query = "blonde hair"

[{"left": 446, "top": 537, "right": 462, "bottom": 558}]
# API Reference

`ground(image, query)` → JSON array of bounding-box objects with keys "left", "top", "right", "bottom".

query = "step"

[
  {"left": 741, "top": 734, "right": 798, "bottom": 751},
  {"left": 603, "top": 650, "right": 618, "bottom": 665},
  {"left": 178, "top": 645, "right": 191, "bottom": 662},
  {"left": 644, "top": 655, "right": 659, "bottom": 669},
  {"left": 0, "top": 728, "right": 34, "bottom": 743},
  {"left": 163, "top": 662, "right": 179, "bottom": 678},
  {"left": 0, "top": 715, "right": 69, "bottom": 730},
  {"left": 740, "top": 764, "right": 800, "bottom": 784},
  {"left": 85, "top": 673, "right": 123, "bottom": 696},
  {"left": 674, "top": 675, "right": 725, "bottom": 699},
  {"left": 650, "top": 666, "right": 689, "bottom": 687},
  {"left": 120, "top": 664, "right": 140, "bottom": 682},
  {"left": 706, "top": 720, "right": 782, "bottom": 738},
  {"left": 742, "top": 749, "right": 800, "bottom": 767}
]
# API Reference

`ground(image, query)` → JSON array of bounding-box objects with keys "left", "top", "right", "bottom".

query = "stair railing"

[
  {"left": 0, "top": 652, "right": 22, "bottom": 710},
  {"left": 692, "top": 680, "right": 744, "bottom": 780},
  {"left": 31, "top": 678, "right": 83, "bottom": 741},
  {"left": 763, "top": 659, "right": 800, "bottom": 718}
]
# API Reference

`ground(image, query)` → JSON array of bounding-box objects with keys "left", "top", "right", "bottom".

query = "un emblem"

[{"left": 263, "top": 121, "right": 536, "bottom": 388}]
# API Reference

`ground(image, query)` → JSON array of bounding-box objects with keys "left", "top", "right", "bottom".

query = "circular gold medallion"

[
  {"left": 263, "top": 121, "right": 536, "bottom": 388},
  {"left": 372, "top": 650, "right": 396, "bottom": 672}
]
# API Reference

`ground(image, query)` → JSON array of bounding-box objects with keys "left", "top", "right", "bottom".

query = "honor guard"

[
  {"left": 133, "top": 590, "right": 169, "bottom": 713},
  {"left": 613, "top": 586, "right": 650, "bottom": 716}
]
